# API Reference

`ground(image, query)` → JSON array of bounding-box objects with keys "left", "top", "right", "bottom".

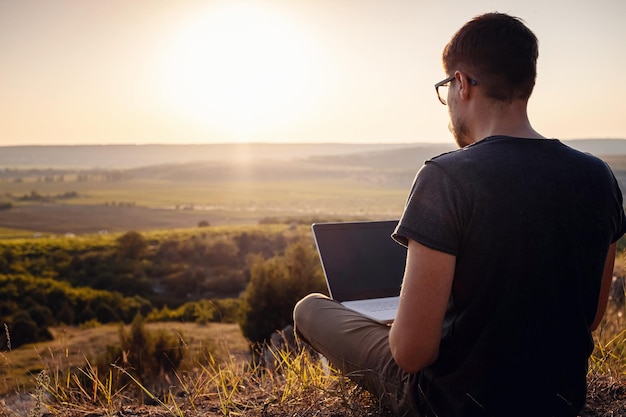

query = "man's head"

[{"left": 442, "top": 12, "right": 538, "bottom": 103}]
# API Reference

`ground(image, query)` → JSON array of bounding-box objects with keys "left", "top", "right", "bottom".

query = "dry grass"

[
  {"left": 0, "top": 323, "right": 249, "bottom": 399},
  {"left": 0, "top": 326, "right": 384, "bottom": 417},
  {"left": 1, "top": 296, "right": 625, "bottom": 417},
  {"left": 583, "top": 256, "right": 626, "bottom": 416}
]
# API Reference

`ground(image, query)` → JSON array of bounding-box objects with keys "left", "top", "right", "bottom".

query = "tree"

[
  {"left": 56, "top": 303, "right": 75, "bottom": 325},
  {"left": 239, "top": 256, "right": 288, "bottom": 344},
  {"left": 0, "top": 248, "right": 15, "bottom": 273},
  {"left": 8, "top": 311, "right": 52, "bottom": 349},
  {"left": 205, "top": 238, "right": 239, "bottom": 266},
  {"left": 95, "top": 304, "right": 120, "bottom": 323},
  {"left": 116, "top": 231, "right": 147, "bottom": 259},
  {"left": 239, "top": 239, "right": 326, "bottom": 344},
  {"left": 27, "top": 305, "right": 54, "bottom": 327}
]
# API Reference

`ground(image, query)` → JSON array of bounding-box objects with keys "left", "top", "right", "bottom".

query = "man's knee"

[{"left": 293, "top": 293, "right": 328, "bottom": 326}]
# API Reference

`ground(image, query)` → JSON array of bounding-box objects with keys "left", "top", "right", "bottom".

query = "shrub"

[
  {"left": 95, "top": 314, "right": 186, "bottom": 393},
  {"left": 239, "top": 239, "right": 326, "bottom": 344},
  {"left": 146, "top": 298, "right": 241, "bottom": 323},
  {"left": 5, "top": 311, "right": 53, "bottom": 349},
  {"left": 56, "top": 302, "right": 75, "bottom": 325},
  {"left": 116, "top": 231, "right": 147, "bottom": 259},
  {"left": 95, "top": 304, "right": 120, "bottom": 323},
  {"left": 27, "top": 305, "right": 54, "bottom": 327}
]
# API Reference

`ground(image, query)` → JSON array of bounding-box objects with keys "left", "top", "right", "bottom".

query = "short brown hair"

[{"left": 442, "top": 13, "right": 539, "bottom": 101}]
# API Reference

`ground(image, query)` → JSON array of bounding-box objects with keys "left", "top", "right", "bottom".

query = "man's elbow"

[
  {"left": 590, "top": 314, "right": 604, "bottom": 332},
  {"left": 390, "top": 342, "right": 439, "bottom": 374}
]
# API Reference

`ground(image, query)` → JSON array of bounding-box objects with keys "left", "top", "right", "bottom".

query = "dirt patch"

[
  {"left": 0, "top": 205, "right": 257, "bottom": 235},
  {"left": 582, "top": 375, "right": 626, "bottom": 416}
]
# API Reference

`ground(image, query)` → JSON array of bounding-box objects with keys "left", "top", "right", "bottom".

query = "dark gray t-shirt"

[{"left": 393, "top": 136, "right": 626, "bottom": 416}]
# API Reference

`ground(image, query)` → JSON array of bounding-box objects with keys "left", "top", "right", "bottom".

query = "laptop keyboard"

[{"left": 359, "top": 299, "right": 398, "bottom": 312}]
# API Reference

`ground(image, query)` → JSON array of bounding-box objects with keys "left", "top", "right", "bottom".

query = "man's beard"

[{"left": 449, "top": 116, "right": 472, "bottom": 148}]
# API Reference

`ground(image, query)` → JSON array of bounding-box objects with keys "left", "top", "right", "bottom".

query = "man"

[{"left": 293, "top": 12, "right": 626, "bottom": 417}]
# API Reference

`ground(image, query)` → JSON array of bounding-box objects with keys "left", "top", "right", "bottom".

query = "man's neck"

[{"left": 470, "top": 99, "right": 545, "bottom": 143}]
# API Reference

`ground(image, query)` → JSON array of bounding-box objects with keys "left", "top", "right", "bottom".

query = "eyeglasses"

[{"left": 435, "top": 75, "right": 478, "bottom": 105}]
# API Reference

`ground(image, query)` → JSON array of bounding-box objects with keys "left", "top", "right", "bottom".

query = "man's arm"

[
  {"left": 590, "top": 242, "right": 618, "bottom": 331},
  {"left": 389, "top": 239, "right": 456, "bottom": 373}
]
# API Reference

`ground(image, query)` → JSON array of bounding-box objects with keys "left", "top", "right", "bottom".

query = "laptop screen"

[{"left": 312, "top": 220, "right": 407, "bottom": 302}]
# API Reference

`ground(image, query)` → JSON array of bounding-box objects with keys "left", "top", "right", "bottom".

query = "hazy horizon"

[{"left": 1, "top": 137, "right": 626, "bottom": 147}]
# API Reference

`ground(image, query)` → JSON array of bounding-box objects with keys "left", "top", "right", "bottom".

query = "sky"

[{"left": 1, "top": 0, "right": 625, "bottom": 146}]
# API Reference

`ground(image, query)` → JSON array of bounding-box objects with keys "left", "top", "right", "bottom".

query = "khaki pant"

[{"left": 293, "top": 293, "right": 421, "bottom": 417}]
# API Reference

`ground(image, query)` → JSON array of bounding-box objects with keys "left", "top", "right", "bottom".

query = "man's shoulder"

[
  {"left": 424, "top": 136, "right": 613, "bottom": 182},
  {"left": 428, "top": 148, "right": 460, "bottom": 163},
  {"left": 429, "top": 136, "right": 607, "bottom": 165}
]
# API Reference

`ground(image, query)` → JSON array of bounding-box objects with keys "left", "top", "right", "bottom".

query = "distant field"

[
  {"left": 2, "top": 142, "right": 626, "bottom": 237},
  {"left": 0, "top": 155, "right": 412, "bottom": 236},
  {"left": 0, "top": 178, "right": 407, "bottom": 236},
  {"left": 1, "top": 175, "right": 407, "bottom": 208}
]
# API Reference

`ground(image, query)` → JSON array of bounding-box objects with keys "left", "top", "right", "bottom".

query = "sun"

[{"left": 160, "top": 2, "right": 322, "bottom": 140}]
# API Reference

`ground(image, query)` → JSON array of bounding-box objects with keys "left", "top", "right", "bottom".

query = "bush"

[
  {"left": 27, "top": 305, "right": 54, "bottom": 327},
  {"left": 95, "top": 304, "right": 120, "bottom": 323},
  {"left": 56, "top": 303, "right": 75, "bottom": 325},
  {"left": 5, "top": 311, "right": 53, "bottom": 349},
  {"left": 96, "top": 314, "right": 186, "bottom": 392},
  {"left": 146, "top": 298, "right": 241, "bottom": 323},
  {"left": 239, "top": 239, "right": 326, "bottom": 344},
  {"left": 116, "top": 231, "right": 147, "bottom": 259}
]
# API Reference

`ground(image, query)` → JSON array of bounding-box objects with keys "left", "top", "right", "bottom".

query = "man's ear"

[{"left": 454, "top": 71, "right": 471, "bottom": 101}]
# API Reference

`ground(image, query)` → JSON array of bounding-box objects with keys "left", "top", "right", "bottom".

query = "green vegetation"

[
  {"left": 0, "top": 224, "right": 324, "bottom": 350},
  {"left": 0, "top": 227, "right": 47, "bottom": 239},
  {"left": 0, "top": 223, "right": 360, "bottom": 414},
  {"left": 240, "top": 240, "right": 327, "bottom": 344},
  {"left": 96, "top": 314, "right": 187, "bottom": 394}
]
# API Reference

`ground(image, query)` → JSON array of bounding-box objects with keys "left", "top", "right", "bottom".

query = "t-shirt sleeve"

[{"left": 392, "top": 161, "right": 468, "bottom": 256}]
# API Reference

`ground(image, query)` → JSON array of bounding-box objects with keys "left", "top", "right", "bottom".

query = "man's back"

[{"left": 394, "top": 136, "right": 625, "bottom": 415}]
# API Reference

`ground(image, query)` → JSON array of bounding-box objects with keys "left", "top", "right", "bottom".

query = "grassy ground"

[
  {"left": 0, "top": 324, "right": 387, "bottom": 417},
  {"left": 1, "top": 307, "right": 625, "bottom": 417},
  {"left": 0, "top": 322, "right": 250, "bottom": 398}
]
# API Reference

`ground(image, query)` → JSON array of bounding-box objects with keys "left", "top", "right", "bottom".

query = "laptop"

[{"left": 312, "top": 219, "right": 407, "bottom": 323}]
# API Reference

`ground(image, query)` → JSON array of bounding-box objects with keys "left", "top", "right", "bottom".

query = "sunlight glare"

[{"left": 160, "top": 2, "right": 322, "bottom": 140}]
